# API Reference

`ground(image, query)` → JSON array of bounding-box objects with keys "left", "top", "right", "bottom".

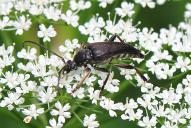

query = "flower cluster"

[
  {"left": 0, "top": 0, "right": 91, "bottom": 39},
  {"left": 0, "top": 0, "right": 191, "bottom": 128},
  {"left": 135, "top": 0, "right": 168, "bottom": 8}
]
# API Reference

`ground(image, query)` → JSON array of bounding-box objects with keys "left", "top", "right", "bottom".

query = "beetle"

[{"left": 24, "top": 34, "right": 147, "bottom": 95}]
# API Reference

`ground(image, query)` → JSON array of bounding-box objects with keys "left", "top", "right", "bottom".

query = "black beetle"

[{"left": 24, "top": 34, "right": 147, "bottom": 95}]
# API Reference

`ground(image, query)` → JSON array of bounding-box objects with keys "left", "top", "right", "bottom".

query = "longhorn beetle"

[{"left": 24, "top": 34, "right": 147, "bottom": 96}]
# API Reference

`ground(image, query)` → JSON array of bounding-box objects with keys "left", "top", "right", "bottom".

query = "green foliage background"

[{"left": 0, "top": 0, "right": 189, "bottom": 128}]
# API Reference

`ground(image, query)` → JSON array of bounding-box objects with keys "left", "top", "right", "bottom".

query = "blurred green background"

[{"left": 0, "top": 0, "right": 189, "bottom": 128}]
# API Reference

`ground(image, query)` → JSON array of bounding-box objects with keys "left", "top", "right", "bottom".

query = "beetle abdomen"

[{"left": 87, "top": 42, "right": 144, "bottom": 63}]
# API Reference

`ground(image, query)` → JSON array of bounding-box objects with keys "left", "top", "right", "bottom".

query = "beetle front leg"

[
  {"left": 72, "top": 67, "right": 91, "bottom": 93},
  {"left": 113, "top": 64, "right": 147, "bottom": 82},
  {"left": 57, "top": 67, "right": 65, "bottom": 94},
  {"left": 108, "top": 34, "right": 125, "bottom": 43}
]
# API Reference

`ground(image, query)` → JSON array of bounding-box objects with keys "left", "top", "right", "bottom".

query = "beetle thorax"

[{"left": 73, "top": 49, "right": 93, "bottom": 66}]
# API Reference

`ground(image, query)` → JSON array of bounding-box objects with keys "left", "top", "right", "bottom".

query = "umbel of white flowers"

[{"left": 0, "top": 0, "right": 191, "bottom": 128}]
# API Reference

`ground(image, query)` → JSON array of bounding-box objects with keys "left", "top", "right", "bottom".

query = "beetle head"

[{"left": 63, "top": 60, "right": 77, "bottom": 73}]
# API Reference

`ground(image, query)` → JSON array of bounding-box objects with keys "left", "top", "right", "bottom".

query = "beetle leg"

[
  {"left": 57, "top": 67, "right": 64, "bottom": 94},
  {"left": 113, "top": 64, "right": 147, "bottom": 82},
  {"left": 108, "top": 34, "right": 117, "bottom": 42},
  {"left": 108, "top": 34, "right": 125, "bottom": 43},
  {"left": 99, "top": 71, "right": 111, "bottom": 97},
  {"left": 115, "top": 34, "right": 125, "bottom": 43},
  {"left": 72, "top": 67, "right": 91, "bottom": 93},
  {"left": 99, "top": 62, "right": 113, "bottom": 96},
  {"left": 94, "top": 66, "right": 108, "bottom": 73}
]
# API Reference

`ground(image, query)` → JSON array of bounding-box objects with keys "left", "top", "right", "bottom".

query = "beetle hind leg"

[
  {"left": 99, "top": 71, "right": 111, "bottom": 97},
  {"left": 113, "top": 64, "right": 147, "bottom": 82}
]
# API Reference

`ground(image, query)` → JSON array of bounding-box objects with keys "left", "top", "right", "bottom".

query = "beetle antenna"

[{"left": 23, "top": 41, "right": 66, "bottom": 64}]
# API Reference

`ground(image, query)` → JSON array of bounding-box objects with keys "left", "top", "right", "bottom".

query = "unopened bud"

[{"left": 23, "top": 116, "right": 32, "bottom": 123}]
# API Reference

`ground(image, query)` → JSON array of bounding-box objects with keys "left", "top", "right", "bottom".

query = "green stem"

[
  {"left": 169, "top": 71, "right": 188, "bottom": 80},
  {"left": 76, "top": 104, "right": 103, "bottom": 114},
  {"left": 131, "top": 4, "right": 141, "bottom": 23},
  {"left": 72, "top": 111, "right": 83, "bottom": 124}
]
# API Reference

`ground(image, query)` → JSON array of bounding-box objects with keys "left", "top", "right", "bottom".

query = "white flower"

[
  {"left": 135, "top": 0, "right": 155, "bottom": 8},
  {"left": 59, "top": 39, "right": 80, "bottom": 60},
  {"left": 175, "top": 56, "right": 191, "bottom": 72},
  {"left": 40, "top": 76, "right": 58, "bottom": 87},
  {"left": 21, "top": 55, "right": 54, "bottom": 77},
  {"left": 105, "top": 19, "right": 122, "bottom": 34},
  {"left": 48, "top": 55, "right": 63, "bottom": 68},
  {"left": 121, "top": 98, "right": 143, "bottom": 121},
  {"left": 185, "top": 3, "right": 191, "bottom": 18},
  {"left": 0, "top": 16, "right": 12, "bottom": 29},
  {"left": 0, "top": 71, "right": 19, "bottom": 89},
  {"left": 151, "top": 50, "right": 172, "bottom": 62},
  {"left": 100, "top": 97, "right": 123, "bottom": 117},
  {"left": 46, "top": 118, "right": 63, "bottom": 128},
  {"left": 123, "top": 98, "right": 138, "bottom": 111},
  {"left": 146, "top": 61, "right": 175, "bottom": 79},
  {"left": 88, "top": 87, "right": 100, "bottom": 104},
  {"left": 13, "top": 15, "right": 32, "bottom": 35},
  {"left": 120, "top": 68, "right": 136, "bottom": 80},
  {"left": 43, "top": 6, "right": 61, "bottom": 21},
  {"left": 182, "top": 75, "right": 191, "bottom": 95},
  {"left": 16, "top": 81, "right": 37, "bottom": 94},
  {"left": 29, "top": 4, "right": 44, "bottom": 15},
  {"left": 159, "top": 27, "right": 182, "bottom": 47},
  {"left": 0, "top": 72, "right": 30, "bottom": 89},
  {"left": 17, "top": 48, "right": 37, "bottom": 60},
  {"left": 157, "top": 0, "right": 166, "bottom": 5},
  {"left": 0, "top": 45, "right": 15, "bottom": 68},
  {"left": 61, "top": 10, "right": 79, "bottom": 27},
  {"left": 0, "top": 2, "right": 13, "bottom": 15},
  {"left": 98, "top": 0, "right": 114, "bottom": 8},
  {"left": 160, "top": 88, "right": 181, "bottom": 105},
  {"left": 14, "top": 0, "right": 30, "bottom": 12},
  {"left": 161, "top": 121, "right": 178, "bottom": 128},
  {"left": 151, "top": 104, "right": 170, "bottom": 117},
  {"left": 139, "top": 27, "right": 161, "bottom": 52},
  {"left": 121, "top": 109, "right": 143, "bottom": 121},
  {"left": 83, "top": 114, "right": 99, "bottom": 128},
  {"left": 31, "top": 0, "right": 49, "bottom": 5},
  {"left": 119, "top": 20, "right": 138, "bottom": 42},
  {"left": 38, "top": 87, "right": 57, "bottom": 103},
  {"left": 138, "top": 116, "right": 157, "bottom": 127},
  {"left": 78, "top": 16, "right": 105, "bottom": 36},
  {"left": 87, "top": 32, "right": 107, "bottom": 42},
  {"left": 50, "top": 102, "right": 71, "bottom": 123},
  {"left": 98, "top": 72, "right": 120, "bottom": 93},
  {"left": 22, "top": 104, "right": 44, "bottom": 120},
  {"left": 166, "top": 109, "right": 187, "bottom": 124},
  {"left": 70, "top": 0, "right": 91, "bottom": 11},
  {"left": 0, "top": 92, "right": 24, "bottom": 110},
  {"left": 37, "top": 24, "right": 57, "bottom": 42},
  {"left": 115, "top": 2, "right": 134, "bottom": 17},
  {"left": 71, "top": 86, "right": 85, "bottom": 99},
  {"left": 137, "top": 95, "right": 158, "bottom": 110}
]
